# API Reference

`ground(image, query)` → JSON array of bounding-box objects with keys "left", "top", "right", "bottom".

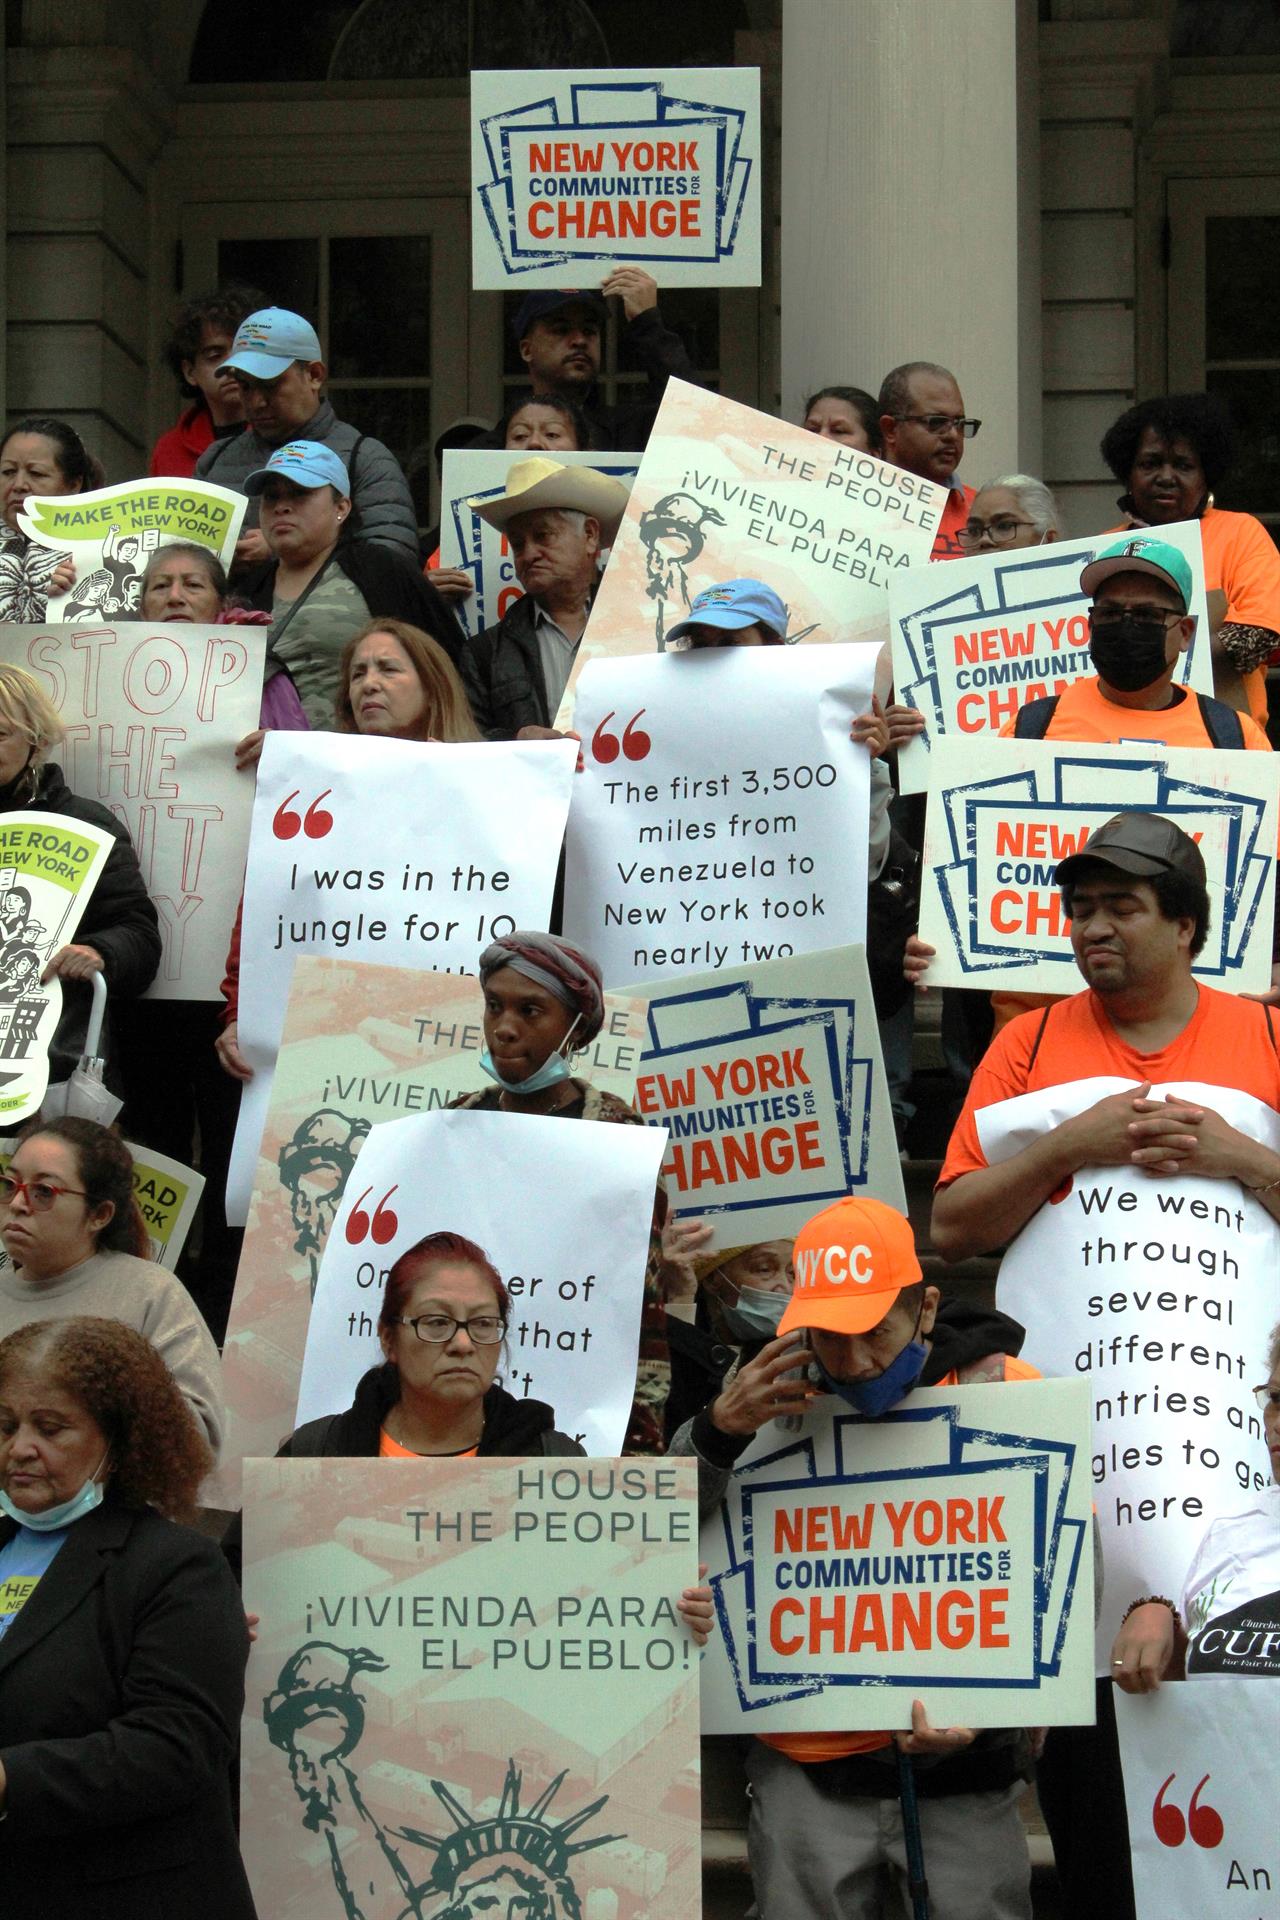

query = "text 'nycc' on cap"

[{"left": 777, "top": 1195, "right": 922, "bottom": 1338}]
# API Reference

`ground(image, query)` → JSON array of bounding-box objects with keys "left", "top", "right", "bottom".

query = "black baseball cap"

[
  {"left": 1054, "top": 813, "right": 1207, "bottom": 889},
  {"left": 511, "top": 290, "right": 607, "bottom": 340}
]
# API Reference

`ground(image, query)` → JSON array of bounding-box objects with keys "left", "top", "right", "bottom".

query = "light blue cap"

[
  {"left": 666, "top": 577, "right": 789, "bottom": 646},
  {"left": 221, "top": 307, "right": 323, "bottom": 381},
  {"left": 1079, "top": 534, "right": 1193, "bottom": 613},
  {"left": 243, "top": 440, "right": 351, "bottom": 496}
]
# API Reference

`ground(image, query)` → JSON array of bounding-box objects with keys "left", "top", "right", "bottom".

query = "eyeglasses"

[
  {"left": 1088, "top": 604, "right": 1186, "bottom": 630},
  {"left": 957, "top": 515, "right": 1037, "bottom": 549},
  {"left": 895, "top": 414, "right": 981, "bottom": 438},
  {"left": 0, "top": 1173, "right": 88, "bottom": 1211},
  {"left": 394, "top": 1313, "right": 506, "bottom": 1345},
  {"left": 1252, "top": 1384, "right": 1280, "bottom": 1413}
]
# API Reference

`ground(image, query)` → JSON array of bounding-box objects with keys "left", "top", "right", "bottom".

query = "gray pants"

[{"left": 745, "top": 1739, "right": 1032, "bottom": 1920}]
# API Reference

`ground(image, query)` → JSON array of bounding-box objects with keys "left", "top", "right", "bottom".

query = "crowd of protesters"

[{"left": 0, "top": 270, "right": 1277, "bottom": 1920}]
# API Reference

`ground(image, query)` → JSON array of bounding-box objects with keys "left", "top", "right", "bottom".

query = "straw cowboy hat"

[{"left": 471, "top": 456, "right": 631, "bottom": 541}]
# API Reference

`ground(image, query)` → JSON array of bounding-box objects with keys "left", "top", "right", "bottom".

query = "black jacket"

[
  {"left": 0, "top": 1498, "right": 257, "bottom": 1918},
  {"left": 470, "top": 307, "right": 697, "bottom": 452},
  {"left": 6, "top": 763, "right": 162, "bottom": 1086},
  {"left": 458, "top": 589, "right": 550, "bottom": 739},
  {"left": 283, "top": 1362, "right": 585, "bottom": 1458},
  {"left": 239, "top": 538, "right": 466, "bottom": 672}
]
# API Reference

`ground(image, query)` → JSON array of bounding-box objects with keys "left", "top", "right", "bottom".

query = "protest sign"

[
  {"left": 563, "top": 645, "right": 876, "bottom": 987},
  {"left": 917, "top": 737, "right": 1280, "bottom": 993},
  {"left": 128, "top": 1141, "right": 203, "bottom": 1268},
  {"left": 1115, "top": 1681, "right": 1277, "bottom": 1920},
  {"left": 890, "top": 521, "right": 1214, "bottom": 792},
  {"left": 0, "top": 621, "right": 266, "bottom": 999},
  {"left": 984, "top": 1078, "right": 1279, "bottom": 1670},
  {"left": 0, "top": 810, "right": 113, "bottom": 1123},
  {"left": 439, "top": 447, "right": 640, "bottom": 642},
  {"left": 296, "top": 1107, "right": 668, "bottom": 1455},
  {"left": 699, "top": 1379, "right": 1094, "bottom": 1733},
  {"left": 633, "top": 945, "right": 904, "bottom": 1249},
  {"left": 557, "top": 379, "right": 945, "bottom": 723},
  {"left": 471, "top": 67, "right": 760, "bottom": 287},
  {"left": 214, "top": 957, "right": 648, "bottom": 1502},
  {"left": 226, "top": 731, "right": 576, "bottom": 1224},
  {"left": 243, "top": 1456, "right": 700, "bottom": 1920},
  {"left": 18, "top": 479, "right": 247, "bottom": 622}
]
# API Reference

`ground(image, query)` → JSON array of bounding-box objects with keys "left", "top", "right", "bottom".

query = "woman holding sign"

[
  {"left": 0, "top": 418, "right": 101, "bottom": 623},
  {"left": 236, "top": 440, "right": 462, "bottom": 728},
  {"left": 451, "top": 931, "right": 674, "bottom": 1455},
  {"left": 0, "top": 1316, "right": 255, "bottom": 1919}
]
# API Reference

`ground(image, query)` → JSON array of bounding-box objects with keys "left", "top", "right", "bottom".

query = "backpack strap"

[
  {"left": 1013, "top": 696, "right": 1058, "bottom": 740},
  {"left": 1194, "top": 691, "right": 1245, "bottom": 750},
  {"left": 1025, "top": 1004, "right": 1054, "bottom": 1072},
  {"left": 346, "top": 432, "right": 366, "bottom": 490}
]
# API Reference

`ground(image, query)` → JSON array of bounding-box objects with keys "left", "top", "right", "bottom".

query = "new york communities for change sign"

[
  {"left": 633, "top": 946, "right": 905, "bottom": 1251},
  {"left": 890, "top": 521, "right": 1214, "bottom": 794},
  {"left": 471, "top": 68, "right": 760, "bottom": 286},
  {"left": 700, "top": 1381, "right": 1095, "bottom": 1733},
  {"left": 917, "top": 738, "right": 1280, "bottom": 994}
]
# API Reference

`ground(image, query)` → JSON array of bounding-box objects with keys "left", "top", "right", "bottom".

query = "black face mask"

[{"left": 1088, "top": 615, "right": 1172, "bottom": 692}]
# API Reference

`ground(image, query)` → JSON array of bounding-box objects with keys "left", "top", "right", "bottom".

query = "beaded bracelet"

[{"left": 1120, "top": 1594, "right": 1180, "bottom": 1627}]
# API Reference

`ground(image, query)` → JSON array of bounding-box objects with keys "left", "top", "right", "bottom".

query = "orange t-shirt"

[
  {"left": 939, "top": 982, "right": 1280, "bottom": 1188},
  {"left": 379, "top": 1428, "right": 477, "bottom": 1459},
  {"left": 760, "top": 1353, "right": 1042, "bottom": 1766},
  {"left": 931, "top": 482, "right": 977, "bottom": 561}
]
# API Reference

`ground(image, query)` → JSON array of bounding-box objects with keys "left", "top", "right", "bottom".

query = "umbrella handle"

[
  {"left": 82, "top": 970, "right": 108, "bottom": 1062},
  {"left": 895, "top": 1744, "right": 930, "bottom": 1920}
]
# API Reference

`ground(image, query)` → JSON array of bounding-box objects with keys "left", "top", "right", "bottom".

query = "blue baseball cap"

[
  {"left": 666, "top": 578, "right": 790, "bottom": 647},
  {"left": 221, "top": 307, "right": 323, "bottom": 381},
  {"left": 243, "top": 440, "right": 351, "bottom": 496},
  {"left": 511, "top": 290, "right": 607, "bottom": 340},
  {"left": 1079, "top": 535, "right": 1193, "bottom": 613}
]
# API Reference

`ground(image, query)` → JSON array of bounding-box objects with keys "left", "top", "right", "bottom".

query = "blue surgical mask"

[
  {"left": 480, "top": 1015, "right": 582, "bottom": 1096},
  {"left": 0, "top": 1453, "right": 108, "bottom": 1532},
  {"left": 812, "top": 1337, "right": 929, "bottom": 1418},
  {"left": 720, "top": 1283, "right": 788, "bottom": 1342}
]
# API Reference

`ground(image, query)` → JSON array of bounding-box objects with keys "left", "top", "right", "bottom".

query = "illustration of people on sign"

[
  {"left": 638, "top": 491, "right": 726, "bottom": 649},
  {"left": 277, "top": 1108, "right": 371, "bottom": 1297},
  {"left": 0, "top": 885, "right": 47, "bottom": 953},
  {"left": 62, "top": 525, "right": 157, "bottom": 620},
  {"left": 265, "top": 1639, "right": 619, "bottom": 1920}
]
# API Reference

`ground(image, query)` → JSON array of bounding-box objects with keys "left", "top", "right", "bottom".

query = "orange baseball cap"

[{"left": 777, "top": 1196, "right": 922, "bottom": 1337}]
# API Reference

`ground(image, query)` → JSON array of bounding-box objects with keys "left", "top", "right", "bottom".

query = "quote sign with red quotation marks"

[
  {"left": 241, "top": 1456, "right": 701, "bottom": 1920},
  {"left": 889, "top": 519, "right": 1214, "bottom": 795},
  {"left": 0, "top": 622, "right": 267, "bottom": 1001},
  {"left": 563, "top": 645, "right": 876, "bottom": 990},
  {"left": 1116, "top": 1682, "right": 1276, "bottom": 1918},
  {"left": 295, "top": 1107, "right": 669, "bottom": 1456},
  {"left": 439, "top": 449, "right": 641, "bottom": 643},
  {"left": 917, "top": 737, "right": 1279, "bottom": 995},
  {"left": 698, "top": 1380, "right": 1095, "bottom": 1734},
  {"left": 226, "top": 730, "right": 577, "bottom": 1227},
  {"left": 470, "top": 67, "right": 760, "bottom": 288},
  {"left": 978, "top": 1075, "right": 1280, "bottom": 1676}
]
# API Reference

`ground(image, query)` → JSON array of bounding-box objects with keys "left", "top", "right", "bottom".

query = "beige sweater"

[{"left": 0, "top": 1248, "right": 225, "bottom": 1457}]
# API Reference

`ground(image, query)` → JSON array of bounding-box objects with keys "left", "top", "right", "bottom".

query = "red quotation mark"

[
  {"left": 272, "top": 790, "right": 334, "bottom": 840},
  {"left": 1152, "top": 1774, "right": 1224, "bottom": 1849},
  {"left": 345, "top": 1185, "right": 400, "bottom": 1245},
  {"left": 591, "top": 710, "right": 651, "bottom": 764}
]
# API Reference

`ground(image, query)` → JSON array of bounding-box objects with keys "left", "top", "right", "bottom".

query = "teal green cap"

[{"left": 1079, "top": 534, "right": 1192, "bottom": 612}]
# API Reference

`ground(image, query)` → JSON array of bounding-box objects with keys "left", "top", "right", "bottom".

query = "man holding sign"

[
  {"left": 678, "top": 1196, "right": 1043, "bottom": 1920},
  {"left": 933, "top": 812, "right": 1280, "bottom": 1920}
]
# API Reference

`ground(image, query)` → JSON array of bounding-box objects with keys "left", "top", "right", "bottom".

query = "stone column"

[
  {"left": 6, "top": 39, "right": 170, "bottom": 476},
  {"left": 781, "top": 0, "right": 1042, "bottom": 483}
]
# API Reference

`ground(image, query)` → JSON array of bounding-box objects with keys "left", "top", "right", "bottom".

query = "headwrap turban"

[{"left": 478, "top": 931, "right": 605, "bottom": 1046}]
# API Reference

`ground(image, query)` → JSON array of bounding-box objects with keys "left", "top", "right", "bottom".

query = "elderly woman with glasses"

[
  {"left": 958, "top": 473, "right": 1062, "bottom": 554},
  {"left": 0, "top": 1117, "right": 224, "bottom": 1454}
]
